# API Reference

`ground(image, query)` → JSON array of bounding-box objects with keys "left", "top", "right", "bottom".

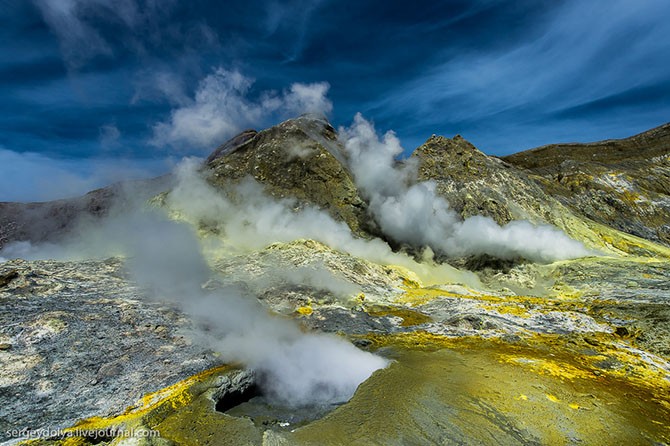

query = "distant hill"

[
  {"left": 503, "top": 122, "right": 670, "bottom": 246},
  {"left": 0, "top": 175, "right": 172, "bottom": 249},
  {"left": 503, "top": 122, "right": 670, "bottom": 168}
]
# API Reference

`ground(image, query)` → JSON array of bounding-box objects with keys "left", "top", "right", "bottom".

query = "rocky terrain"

[
  {"left": 0, "top": 176, "right": 173, "bottom": 251},
  {"left": 413, "top": 132, "right": 670, "bottom": 259},
  {"left": 504, "top": 122, "right": 670, "bottom": 246},
  {"left": 1, "top": 115, "right": 669, "bottom": 445},
  {"left": 0, "top": 259, "right": 219, "bottom": 441},
  {"left": 205, "top": 115, "right": 375, "bottom": 238}
]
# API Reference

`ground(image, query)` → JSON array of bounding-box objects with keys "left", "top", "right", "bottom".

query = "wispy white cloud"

[
  {"left": 131, "top": 68, "right": 191, "bottom": 106},
  {"left": 31, "top": 0, "right": 214, "bottom": 69},
  {"left": 151, "top": 67, "right": 332, "bottom": 150},
  {"left": 32, "top": 0, "right": 112, "bottom": 66},
  {"left": 98, "top": 123, "right": 120, "bottom": 147},
  {"left": 372, "top": 0, "right": 670, "bottom": 152},
  {"left": 263, "top": 0, "right": 325, "bottom": 62}
]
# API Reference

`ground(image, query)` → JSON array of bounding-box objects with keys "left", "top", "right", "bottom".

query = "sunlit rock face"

[
  {"left": 1, "top": 117, "right": 670, "bottom": 445},
  {"left": 0, "top": 258, "right": 220, "bottom": 442},
  {"left": 205, "top": 114, "right": 378, "bottom": 239},
  {"left": 413, "top": 134, "right": 555, "bottom": 226},
  {"left": 411, "top": 133, "right": 669, "bottom": 258}
]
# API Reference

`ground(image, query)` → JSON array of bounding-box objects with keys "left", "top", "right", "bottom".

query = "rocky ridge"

[
  {"left": 205, "top": 114, "right": 376, "bottom": 238},
  {"left": 0, "top": 176, "right": 173, "bottom": 251},
  {"left": 504, "top": 122, "right": 670, "bottom": 246},
  {"left": 1, "top": 116, "right": 670, "bottom": 445},
  {"left": 413, "top": 133, "right": 670, "bottom": 258}
]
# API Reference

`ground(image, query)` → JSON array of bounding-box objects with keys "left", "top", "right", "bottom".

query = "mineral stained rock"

[
  {"left": 0, "top": 258, "right": 218, "bottom": 444},
  {"left": 504, "top": 122, "right": 670, "bottom": 246},
  {"left": 205, "top": 114, "right": 376, "bottom": 238},
  {"left": 1, "top": 117, "right": 670, "bottom": 445}
]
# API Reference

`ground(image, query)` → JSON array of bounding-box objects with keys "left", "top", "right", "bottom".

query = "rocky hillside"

[
  {"left": 0, "top": 176, "right": 173, "bottom": 250},
  {"left": 504, "top": 122, "right": 670, "bottom": 167},
  {"left": 3, "top": 116, "right": 669, "bottom": 260},
  {"left": 201, "top": 116, "right": 670, "bottom": 259},
  {"left": 2, "top": 116, "right": 670, "bottom": 445},
  {"left": 410, "top": 131, "right": 669, "bottom": 259},
  {"left": 503, "top": 122, "right": 670, "bottom": 246},
  {"left": 205, "top": 114, "right": 377, "bottom": 238}
]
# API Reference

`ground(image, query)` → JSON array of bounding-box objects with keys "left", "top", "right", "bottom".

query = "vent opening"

[
  {"left": 215, "top": 382, "right": 342, "bottom": 430},
  {"left": 215, "top": 383, "right": 261, "bottom": 413}
]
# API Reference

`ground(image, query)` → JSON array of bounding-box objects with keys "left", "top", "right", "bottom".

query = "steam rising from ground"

[
  {"left": 339, "top": 113, "right": 593, "bottom": 263},
  {"left": 0, "top": 114, "right": 593, "bottom": 406},
  {"left": 165, "top": 159, "right": 479, "bottom": 287},
  {"left": 248, "top": 264, "right": 363, "bottom": 299},
  {"left": 114, "top": 210, "right": 387, "bottom": 406},
  {"left": 0, "top": 184, "right": 387, "bottom": 406}
]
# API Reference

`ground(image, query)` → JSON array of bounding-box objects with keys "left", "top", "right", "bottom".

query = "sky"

[{"left": 1, "top": 0, "right": 669, "bottom": 201}]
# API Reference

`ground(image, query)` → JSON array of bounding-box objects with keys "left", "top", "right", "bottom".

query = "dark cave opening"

[
  {"left": 215, "top": 383, "right": 261, "bottom": 413},
  {"left": 214, "top": 382, "right": 342, "bottom": 430}
]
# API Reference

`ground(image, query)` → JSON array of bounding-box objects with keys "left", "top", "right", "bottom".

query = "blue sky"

[{"left": 1, "top": 0, "right": 669, "bottom": 201}]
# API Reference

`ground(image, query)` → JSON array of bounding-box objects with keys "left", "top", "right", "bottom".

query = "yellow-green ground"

[{"left": 28, "top": 329, "right": 669, "bottom": 446}]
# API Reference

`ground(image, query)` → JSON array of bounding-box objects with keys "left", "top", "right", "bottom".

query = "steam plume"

[
  {"left": 339, "top": 113, "right": 593, "bottom": 263},
  {"left": 0, "top": 162, "right": 389, "bottom": 407},
  {"left": 164, "top": 158, "right": 480, "bottom": 287},
  {"left": 114, "top": 209, "right": 387, "bottom": 406}
]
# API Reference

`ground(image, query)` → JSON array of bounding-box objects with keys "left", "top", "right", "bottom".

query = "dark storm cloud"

[{"left": 1, "top": 0, "right": 669, "bottom": 200}]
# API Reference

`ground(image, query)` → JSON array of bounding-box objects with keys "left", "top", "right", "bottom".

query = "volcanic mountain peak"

[{"left": 205, "top": 114, "right": 374, "bottom": 238}]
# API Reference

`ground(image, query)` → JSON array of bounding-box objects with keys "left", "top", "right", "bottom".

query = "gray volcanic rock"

[
  {"left": 206, "top": 129, "right": 258, "bottom": 164},
  {"left": 213, "top": 239, "right": 408, "bottom": 304},
  {"left": 503, "top": 122, "right": 670, "bottom": 246},
  {"left": 412, "top": 134, "right": 548, "bottom": 225},
  {"left": 410, "top": 132, "right": 670, "bottom": 258},
  {"left": 205, "top": 115, "right": 376, "bottom": 238},
  {"left": 410, "top": 135, "right": 608, "bottom": 254},
  {"left": 549, "top": 256, "right": 670, "bottom": 359},
  {"left": 0, "top": 258, "right": 217, "bottom": 444}
]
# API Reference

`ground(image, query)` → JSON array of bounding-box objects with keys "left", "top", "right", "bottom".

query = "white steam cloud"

[
  {"left": 151, "top": 68, "right": 332, "bottom": 150},
  {"left": 32, "top": 0, "right": 217, "bottom": 70},
  {"left": 339, "top": 113, "right": 593, "bottom": 263},
  {"left": 109, "top": 209, "right": 387, "bottom": 406},
  {"left": 164, "top": 158, "right": 480, "bottom": 287},
  {"left": 1, "top": 158, "right": 399, "bottom": 406},
  {"left": 0, "top": 241, "right": 57, "bottom": 263}
]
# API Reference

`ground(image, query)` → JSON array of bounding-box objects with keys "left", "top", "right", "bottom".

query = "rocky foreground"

[{"left": 1, "top": 116, "right": 670, "bottom": 445}]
